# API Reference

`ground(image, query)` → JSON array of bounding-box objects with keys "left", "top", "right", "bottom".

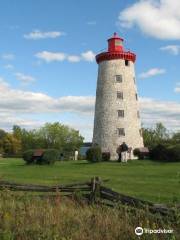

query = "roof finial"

[{"left": 114, "top": 32, "right": 117, "bottom": 37}]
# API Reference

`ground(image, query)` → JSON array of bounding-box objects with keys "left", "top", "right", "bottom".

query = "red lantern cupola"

[
  {"left": 108, "top": 32, "right": 124, "bottom": 52},
  {"left": 96, "top": 32, "right": 136, "bottom": 64}
]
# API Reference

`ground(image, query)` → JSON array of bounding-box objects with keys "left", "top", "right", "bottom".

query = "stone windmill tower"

[{"left": 93, "top": 32, "right": 144, "bottom": 160}]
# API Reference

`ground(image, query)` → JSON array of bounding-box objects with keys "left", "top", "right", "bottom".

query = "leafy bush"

[
  {"left": 86, "top": 146, "right": 102, "bottom": 162},
  {"left": 23, "top": 149, "right": 59, "bottom": 165},
  {"left": 77, "top": 154, "right": 85, "bottom": 160},
  {"left": 3, "top": 154, "right": 22, "bottom": 158},
  {"left": 102, "top": 152, "right": 110, "bottom": 161},
  {"left": 150, "top": 144, "right": 180, "bottom": 162},
  {"left": 62, "top": 151, "right": 74, "bottom": 161},
  {"left": 150, "top": 144, "right": 169, "bottom": 161},
  {"left": 41, "top": 149, "right": 59, "bottom": 165},
  {"left": 23, "top": 150, "right": 34, "bottom": 164},
  {"left": 166, "top": 144, "right": 180, "bottom": 162}
]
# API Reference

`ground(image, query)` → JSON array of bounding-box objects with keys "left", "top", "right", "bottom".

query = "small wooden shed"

[{"left": 32, "top": 149, "right": 44, "bottom": 162}]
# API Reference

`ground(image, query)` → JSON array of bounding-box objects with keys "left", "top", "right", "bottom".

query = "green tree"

[
  {"left": 154, "top": 122, "right": 169, "bottom": 141},
  {"left": 3, "top": 133, "right": 22, "bottom": 155},
  {"left": 142, "top": 127, "right": 155, "bottom": 148},
  {"left": 0, "top": 139, "right": 4, "bottom": 154},
  {"left": 12, "top": 123, "right": 84, "bottom": 156},
  {"left": 171, "top": 132, "right": 180, "bottom": 144},
  {"left": 0, "top": 129, "right": 7, "bottom": 139},
  {"left": 0, "top": 129, "right": 7, "bottom": 154},
  {"left": 12, "top": 125, "right": 43, "bottom": 151},
  {"left": 142, "top": 122, "right": 169, "bottom": 148},
  {"left": 38, "top": 122, "right": 84, "bottom": 152}
]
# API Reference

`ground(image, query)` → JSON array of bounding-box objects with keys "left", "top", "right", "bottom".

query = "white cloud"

[
  {"left": 35, "top": 51, "right": 66, "bottom": 63},
  {"left": 67, "top": 55, "right": 81, "bottom": 62},
  {"left": 35, "top": 50, "right": 95, "bottom": 63},
  {"left": 139, "top": 68, "right": 166, "bottom": 79},
  {"left": 81, "top": 51, "right": 95, "bottom": 62},
  {"left": 174, "top": 87, "right": 180, "bottom": 93},
  {"left": 3, "top": 64, "right": 14, "bottom": 70},
  {"left": 15, "top": 72, "right": 36, "bottom": 85},
  {"left": 0, "top": 78, "right": 95, "bottom": 114},
  {"left": 160, "top": 45, "right": 180, "bottom": 55},
  {"left": 0, "top": 112, "right": 43, "bottom": 131},
  {"left": 118, "top": 0, "right": 180, "bottom": 40},
  {"left": 0, "top": 78, "right": 95, "bottom": 139},
  {"left": 55, "top": 96, "right": 95, "bottom": 113},
  {"left": 139, "top": 97, "right": 180, "bottom": 131},
  {"left": 2, "top": 54, "right": 15, "bottom": 60},
  {"left": 0, "top": 78, "right": 10, "bottom": 88},
  {"left": 68, "top": 121, "right": 93, "bottom": 142},
  {"left": 0, "top": 78, "right": 179, "bottom": 140},
  {"left": 174, "top": 82, "right": 180, "bottom": 93},
  {"left": 24, "top": 30, "right": 65, "bottom": 40}
]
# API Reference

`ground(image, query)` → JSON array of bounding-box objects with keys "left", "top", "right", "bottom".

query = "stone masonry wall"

[{"left": 93, "top": 59, "right": 144, "bottom": 160}]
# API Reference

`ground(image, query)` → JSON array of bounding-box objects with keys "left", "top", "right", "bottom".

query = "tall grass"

[
  {"left": 1, "top": 158, "right": 180, "bottom": 203},
  {"left": 0, "top": 191, "right": 179, "bottom": 240}
]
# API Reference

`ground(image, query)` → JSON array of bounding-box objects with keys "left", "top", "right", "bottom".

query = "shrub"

[
  {"left": 3, "top": 154, "right": 22, "bottom": 158},
  {"left": 150, "top": 144, "right": 169, "bottom": 161},
  {"left": 166, "top": 144, "right": 180, "bottom": 162},
  {"left": 63, "top": 151, "right": 74, "bottom": 161},
  {"left": 86, "top": 146, "right": 102, "bottom": 162},
  {"left": 78, "top": 154, "right": 85, "bottom": 160},
  {"left": 102, "top": 152, "right": 110, "bottom": 161},
  {"left": 23, "top": 149, "right": 59, "bottom": 165},
  {"left": 41, "top": 149, "right": 59, "bottom": 165},
  {"left": 150, "top": 144, "right": 180, "bottom": 162},
  {"left": 23, "top": 150, "right": 34, "bottom": 164}
]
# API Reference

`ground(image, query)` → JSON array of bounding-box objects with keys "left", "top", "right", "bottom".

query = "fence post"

[{"left": 90, "top": 176, "right": 101, "bottom": 204}]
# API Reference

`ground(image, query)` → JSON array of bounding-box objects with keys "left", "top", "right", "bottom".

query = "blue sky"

[{"left": 0, "top": 0, "right": 179, "bottom": 140}]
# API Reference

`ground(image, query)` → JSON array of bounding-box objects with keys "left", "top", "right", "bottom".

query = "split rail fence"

[{"left": 0, "top": 177, "right": 176, "bottom": 217}]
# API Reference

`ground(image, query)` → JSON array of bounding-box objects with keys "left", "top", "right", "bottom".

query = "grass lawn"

[{"left": 0, "top": 158, "right": 179, "bottom": 203}]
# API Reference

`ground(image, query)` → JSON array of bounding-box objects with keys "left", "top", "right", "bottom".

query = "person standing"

[
  {"left": 60, "top": 153, "right": 64, "bottom": 161},
  {"left": 74, "top": 150, "right": 78, "bottom": 161},
  {"left": 120, "top": 142, "right": 128, "bottom": 163},
  {"left": 116, "top": 145, "right": 122, "bottom": 161}
]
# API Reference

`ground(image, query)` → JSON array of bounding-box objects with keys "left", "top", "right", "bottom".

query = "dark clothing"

[
  {"left": 116, "top": 146, "right": 122, "bottom": 161},
  {"left": 60, "top": 153, "right": 64, "bottom": 160},
  {"left": 120, "top": 143, "right": 128, "bottom": 152},
  {"left": 117, "top": 143, "right": 129, "bottom": 161}
]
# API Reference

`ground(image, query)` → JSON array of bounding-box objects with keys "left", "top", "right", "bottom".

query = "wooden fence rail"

[{"left": 0, "top": 177, "right": 176, "bottom": 217}]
